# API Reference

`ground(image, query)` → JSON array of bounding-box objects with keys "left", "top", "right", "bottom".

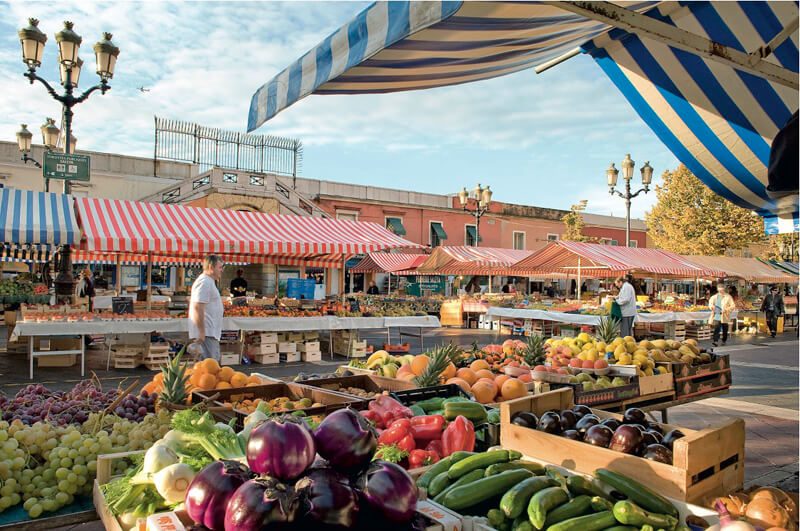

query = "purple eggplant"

[
  {"left": 223, "top": 478, "right": 298, "bottom": 530},
  {"left": 295, "top": 467, "right": 359, "bottom": 528},
  {"left": 661, "top": 429, "right": 685, "bottom": 450},
  {"left": 643, "top": 443, "right": 673, "bottom": 464},
  {"left": 559, "top": 410, "right": 578, "bottom": 431},
  {"left": 246, "top": 415, "right": 316, "bottom": 480},
  {"left": 584, "top": 424, "right": 614, "bottom": 448},
  {"left": 313, "top": 408, "right": 377, "bottom": 472},
  {"left": 358, "top": 460, "right": 418, "bottom": 522},
  {"left": 609, "top": 425, "right": 644, "bottom": 454},
  {"left": 185, "top": 460, "right": 252, "bottom": 531}
]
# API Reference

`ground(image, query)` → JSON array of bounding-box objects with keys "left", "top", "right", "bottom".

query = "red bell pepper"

[
  {"left": 360, "top": 410, "right": 381, "bottom": 427},
  {"left": 408, "top": 449, "right": 439, "bottom": 469},
  {"left": 396, "top": 433, "right": 416, "bottom": 455},
  {"left": 377, "top": 418, "right": 412, "bottom": 446},
  {"left": 409, "top": 415, "right": 445, "bottom": 440},
  {"left": 369, "top": 395, "right": 413, "bottom": 429},
  {"left": 425, "top": 439, "right": 444, "bottom": 458},
  {"left": 441, "top": 415, "right": 475, "bottom": 456}
]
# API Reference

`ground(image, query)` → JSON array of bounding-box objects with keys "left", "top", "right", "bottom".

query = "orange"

[
  {"left": 218, "top": 366, "right": 234, "bottom": 383},
  {"left": 470, "top": 359, "right": 490, "bottom": 372},
  {"left": 201, "top": 358, "right": 220, "bottom": 374},
  {"left": 475, "top": 369, "right": 494, "bottom": 381},
  {"left": 471, "top": 381, "right": 496, "bottom": 404},
  {"left": 445, "top": 377, "right": 471, "bottom": 393},
  {"left": 440, "top": 362, "right": 457, "bottom": 381},
  {"left": 197, "top": 373, "right": 217, "bottom": 391},
  {"left": 455, "top": 368, "right": 478, "bottom": 386},
  {"left": 247, "top": 374, "right": 262, "bottom": 385},
  {"left": 501, "top": 378, "right": 527, "bottom": 400},
  {"left": 494, "top": 374, "right": 511, "bottom": 391},
  {"left": 154, "top": 373, "right": 165, "bottom": 384},
  {"left": 411, "top": 355, "right": 430, "bottom": 376},
  {"left": 216, "top": 381, "right": 232, "bottom": 389},
  {"left": 230, "top": 372, "right": 248, "bottom": 388},
  {"left": 189, "top": 371, "right": 203, "bottom": 387}
]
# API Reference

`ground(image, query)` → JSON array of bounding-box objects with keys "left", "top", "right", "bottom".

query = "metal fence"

[{"left": 154, "top": 116, "right": 302, "bottom": 177}]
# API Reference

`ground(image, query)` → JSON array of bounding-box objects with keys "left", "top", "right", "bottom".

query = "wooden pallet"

[
  {"left": 111, "top": 346, "right": 144, "bottom": 369},
  {"left": 685, "top": 324, "right": 712, "bottom": 340},
  {"left": 142, "top": 344, "right": 170, "bottom": 370}
]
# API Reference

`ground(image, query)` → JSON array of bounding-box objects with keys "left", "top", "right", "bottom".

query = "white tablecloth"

[{"left": 485, "top": 307, "right": 733, "bottom": 326}]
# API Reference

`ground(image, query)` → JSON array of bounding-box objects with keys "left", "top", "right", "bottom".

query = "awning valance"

[
  {"left": 350, "top": 252, "right": 427, "bottom": 273},
  {"left": 418, "top": 246, "right": 533, "bottom": 275},
  {"left": 431, "top": 223, "right": 448, "bottom": 241},
  {"left": 0, "top": 189, "right": 78, "bottom": 247},
  {"left": 683, "top": 255, "right": 797, "bottom": 283}
]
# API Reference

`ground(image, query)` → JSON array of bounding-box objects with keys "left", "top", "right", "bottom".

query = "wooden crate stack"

[
  {"left": 329, "top": 330, "right": 367, "bottom": 358},
  {"left": 244, "top": 332, "right": 279, "bottom": 365},
  {"left": 219, "top": 330, "right": 242, "bottom": 366},
  {"left": 525, "top": 319, "right": 554, "bottom": 337},
  {"left": 685, "top": 322, "right": 712, "bottom": 340},
  {"left": 143, "top": 343, "right": 170, "bottom": 370},
  {"left": 111, "top": 345, "right": 144, "bottom": 369},
  {"left": 297, "top": 331, "right": 321, "bottom": 362},
  {"left": 277, "top": 332, "right": 300, "bottom": 363}
]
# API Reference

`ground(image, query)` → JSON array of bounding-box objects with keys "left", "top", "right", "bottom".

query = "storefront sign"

[{"left": 43, "top": 152, "right": 90, "bottom": 181}]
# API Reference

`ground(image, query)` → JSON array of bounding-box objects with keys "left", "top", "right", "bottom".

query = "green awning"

[
  {"left": 386, "top": 217, "right": 406, "bottom": 236},
  {"left": 432, "top": 223, "right": 447, "bottom": 241},
  {"left": 466, "top": 225, "right": 482, "bottom": 243}
]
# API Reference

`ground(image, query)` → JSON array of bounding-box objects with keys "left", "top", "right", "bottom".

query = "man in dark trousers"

[{"left": 760, "top": 285, "right": 785, "bottom": 338}]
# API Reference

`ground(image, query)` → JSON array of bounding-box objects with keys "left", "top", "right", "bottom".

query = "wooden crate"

[
  {"left": 280, "top": 352, "right": 301, "bottom": 363},
  {"left": 685, "top": 323, "right": 712, "bottom": 340},
  {"left": 142, "top": 344, "right": 170, "bottom": 370},
  {"left": 301, "top": 351, "right": 322, "bottom": 362},
  {"left": 278, "top": 342, "right": 297, "bottom": 353},
  {"left": 246, "top": 342, "right": 277, "bottom": 356},
  {"left": 303, "top": 331, "right": 319, "bottom": 341},
  {"left": 245, "top": 332, "right": 278, "bottom": 345},
  {"left": 332, "top": 338, "right": 368, "bottom": 358},
  {"left": 251, "top": 353, "right": 279, "bottom": 365},
  {"left": 111, "top": 345, "right": 144, "bottom": 369},
  {"left": 220, "top": 353, "right": 241, "bottom": 366},
  {"left": 500, "top": 387, "right": 744, "bottom": 503},
  {"left": 298, "top": 341, "right": 320, "bottom": 353}
]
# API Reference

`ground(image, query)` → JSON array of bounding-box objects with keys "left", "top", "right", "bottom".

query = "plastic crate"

[{"left": 389, "top": 384, "right": 474, "bottom": 405}]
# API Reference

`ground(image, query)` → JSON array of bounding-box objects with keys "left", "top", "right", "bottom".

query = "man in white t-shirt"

[
  {"left": 189, "top": 255, "right": 225, "bottom": 361},
  {"left": 614, "top": 274, "right": 638, "bottom": 338}
]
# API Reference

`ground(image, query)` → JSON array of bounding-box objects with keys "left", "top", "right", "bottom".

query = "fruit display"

[
  {"left": 0, "top": 278, "right": 50, "bottom": 304},
  {"left": 142, "top": 356, "right": 267, "bottom": 399},
  {"left": 349, "top": 294, "right": 442, "bottom": 316},
  {"left": 223, "top": 305, "right": 322, "bottom": 317}
]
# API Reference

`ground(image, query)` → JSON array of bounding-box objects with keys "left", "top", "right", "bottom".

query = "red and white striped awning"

[
  {"left": 417, "top": 247, "right": 534, "bottom": 275},
  {"left": 75, "top": 197, "right": 421, "bottom": 260},
  {"left": 511, "top": 241, "right": 726, "bottom": 278},
  {"left": 350, "top": 252, "right": 428, "bottom": 274}
]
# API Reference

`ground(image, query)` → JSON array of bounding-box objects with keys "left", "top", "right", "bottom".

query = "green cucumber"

[
  {"left": 486, "top": 461, "right": 546, "bottom": 477},
  {"left": 448, "top": 450, "right": 510, "bottom": 479},
  {"left": 543, "top": 495, "right": 593, "bottom": 527},
  {"left": 441, "top": 469, "right": 534, "bottom": 511},
  {"left": 487, "top": 508, "right": 506, "bottom": 528},
  {"left": 499, "top": 476, "right": 558, "bottom": 518},
  {"left": 595, "top": 469, "right": 677, "bottom": 517},
  {"left": 417, "top": 456, "right": 452, "bottom": 489},
  {"left": 508, "top": 450, "right": 523, "bottom": 460},
  {"left": 427, "top": 471, "right": 452, "bottom": 497},
  {"left": 442, "top": 396, "right": 470, "bottom": 404},
  {"left": 433, "top": 469, "right": 484, "bottom": 504},
  {"left": 449, "top": 451, "right": 476, "bottom": 463},
  {"left": 443, "top": 401, "right": 488, "bottom": 423},
  {"left": 546, "top": 511, "right": 616, "bottom": 531},
  {"left": 527, "top": 486, "right": 569, "bottom": 529},
  {"left": 590, "top": 496, "right": 614, "bottom": 512},
  {"left": 487, "top": 408, "right": 501, "bottom": 423},
  {"left": 566, "top": 475, "right": 615, "bottom": 501},
  {"left": 612, "top": 500, "right": 678, "bottom": 529}
]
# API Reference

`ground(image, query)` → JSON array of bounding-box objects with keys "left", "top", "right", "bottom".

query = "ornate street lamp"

[
  {"left": 16, "top": 123, "right": 41, "bottom": 169},
  {"left": 458, "top": 183, "right": 492, "bottom": 247},
  {"left": 607, "top": 154, "right": 652, "bottom": 247}
]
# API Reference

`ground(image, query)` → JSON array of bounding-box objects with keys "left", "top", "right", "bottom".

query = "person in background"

[
  {"left": 760, "top": 285, "right": 785, "bottom": 338},
  {"left": 189, "top": 255, "right": 224, "bottom": 361},
  {"left": 93, "top": 271, "right": 108, "bottom": 290},
  {"left": 614, "top": 274, "right": 637, "bottom": 338},
  {"left": 502, "top": 280, "right": 515, "bottom": 293},
  {"left": 708, "top": 283, "right": 735, "bottom": 346},
  {"left": 366, "top": 281, "right": 379, "bottom": 295},
  {"left": 76, "top": 268, "right": 95, "bottom": 310},
  {"left": 230, "top": 268, "right": 248, "bottom": 303}
]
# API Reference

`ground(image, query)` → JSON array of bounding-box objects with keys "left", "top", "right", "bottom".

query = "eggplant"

[
  {"left": 640, "top": 430, "right": 661, "bottom": 449},
  {"left": 646, "top": 421, "right": 664, "bottom": 435},
  {"left": 562, "top": 429, "right": 581, "bottom": 441},
  {"left": 575, "top": 415, "right": 600, "bottom": 436},
  {"left": 572, "top": 404, "right": 592, "bottom": 420},
  {"left": 661, "top": 429, "right": 685, "bottom": 450},
  {"left": 511, "top": 411, "right": 539, "bottom": 429},
  {"left": 536, "top": 412, "right": 563, "bottom": 435},
  {"left": 314, "top": 409, "right": 377, "bottom": 472},
  {"left": 609, "top": 425, "right": 644, "bottom": 454},
  {"left": 643, "top": 443, "right": 673, "bottom": 464},
  {"left": 246, "top": 415, "right": 316, "bottom": 480},
  {"left": 559, "top": 410, "right": 578, "bottom": 431},
  {"left": 622, "top": 407, "right": 646, "bottom": 425},
  {"left": 644, "top": 429, "right": 663, "bottom": 444},
  {"left": 358, "top": 460, "right": 418, "bottom": 523},
  {"left": 600, "top": 417, "right": 622, "bottom": 431},
  {"left": 583, "top": 424, "right": 614, "bottom": 448},
  {"left": 295, "top": 467, "right": 359, "bottom": 528},
  {"left": 224, "top": 478, "right": 298, "bottom": 530},
  {"left": 185, "top": 460, "right": 252, "bottom": 531}
]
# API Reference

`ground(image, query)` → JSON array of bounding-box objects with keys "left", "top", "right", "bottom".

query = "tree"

[
  {"left": 761, "top": 234, "right": 799, "bottom": 262},
  {"left": 645, "top": 164, "right": 764, "bottom": 255},
  {"left": 561, "top": 206, "right": 595, "bottom": 242}
]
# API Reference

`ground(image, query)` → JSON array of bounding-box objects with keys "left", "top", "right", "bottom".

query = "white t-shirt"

[
  {"left": 617, "top": 281, "right": 638, "bottom": 317},
  {"left": 189, "top": 273, "right": 223, "bottom": 340}
]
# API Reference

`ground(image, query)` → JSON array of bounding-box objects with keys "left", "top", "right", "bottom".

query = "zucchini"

[
  {"left": 433, "top": 469, "right": 484, "bottom": 504},
  {"left": 508, "top": 450, "right": 523, "bottom": 460},
  {"left": 595, "top": 469, "right": 677, "bottom": 517},
  {"left": 612, "top": 500, "right": 678, "bottom": 529},
  {"left": 543, "top": 495, "right": 593, "bottom": 527},
  {"left": 545, "top": 510, "right": 616, "bottom": 531},
  {"left": 443, "top": 401, "right": 488, "bottom": 423},
  {"left": 545, "top": 466, "right": 568, "bottom": 488},
  {"left": 486, "top": 461, "right": 546, "bottom": 477},
  {"left": 487, "top": 508, "right": 506, "bottom": 528},
  {"left": 640, "top": 526, "right": 655, "bottom": 531},
  {"left": 487, "top": 408, "right": 501, "bottom": 423},
  {"left": 590, "top": 496, "right": 614, "bottom": 512},
  {"left": 566, "top": 475, "right": 614, "bottom": 501},
  {"left": 514, "top": 521, "right": 534, "bottom": 531},
  {"left": 415, "top": 397, "right": 445, "bottom": 412},
  {"left": 441, "top": 469, "right": 534, "bottom": 511},
  {"left": 499, "top": 476, "right": 558, "bottom": 518},
  {"left": 449, "top": 451, "right": 476, "bottom": 463},
  {"left": 602, "top": 527, "right": 637, "bottom": 531},
  {"left": 527, "top": 486, "right": 569, "bottom": 529},
  {"left": 427, "top": 471, "right": 452, "bottom": 497},
  {"left": 448, "top": 450, "right": 510, "bottom": 479},
  {"left": 417, "top": 456, "right": 452, "bottom": 489}
]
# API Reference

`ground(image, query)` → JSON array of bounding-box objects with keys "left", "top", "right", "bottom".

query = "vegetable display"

[
  {"left": 185, "top": 460, "right": 252, "bottom": 530},
  {"left": 246, "top": 415, "right": 316, "bottom": 480}
]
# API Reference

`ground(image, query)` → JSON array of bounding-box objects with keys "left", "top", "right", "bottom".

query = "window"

[
  {"left": 465, "top": 225, "right": 478, "bottom": 246},
  {"left": 611, "top": 240, "right": 618, "bottom": 246},
  {"left": 546, "top": 234, "right": 559, "bottom": 242},
  {"left": 513, "top": 231, "right": 526, "bottom": 250},
  {"left": 162, "top": 188, "right": 180, "bottom": 202},
  {"left": 385, "top": 217, "right": 406, "bottom": 235},
  {"left": 599, "top": 238, "right": 612, "bottom": 246},
  {"left": 629, "top": 240, "right": 638, "bottom": 248},
  {"left": 222, "top": 172, "right": 238, "bottom": 183},
  {"left": 192, "top": 175, "right": 210, "bottom": 189},
  {"left": 430, "top": 221, "right": 447, "bottom": 247},
  {"left": 336, "top": 210, "right": 359, "bottom": 221},
  {"left": 249, "top": 175, "right": 264, "bottom": 186}
]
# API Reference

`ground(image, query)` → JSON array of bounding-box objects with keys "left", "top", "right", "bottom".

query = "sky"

[{"left": 0, "top": 1, "right": 680, "bottom": 219}]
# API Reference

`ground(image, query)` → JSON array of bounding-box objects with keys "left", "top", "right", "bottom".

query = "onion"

[
  {"left": 714, "top": 494, "right": 750, "bottom": 517},
  {"left": 750, "top": 487, "right": 798, "bottom": 521},
  {"left": 745, "top": 497, "right": 792, "bottom": 529}
]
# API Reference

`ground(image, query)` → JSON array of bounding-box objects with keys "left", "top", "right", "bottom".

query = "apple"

[
  {"left": 556, "top": 368, "right": 569, "bottom": 375},
  {"left": 581, "top": 360, "right": 595, "bottom": 369},
  {"left": 594, "top": 359, "right": 609, "bottom": 369},
  {"left": 569, "top": 358, "right": 582, "bottom": 368}
]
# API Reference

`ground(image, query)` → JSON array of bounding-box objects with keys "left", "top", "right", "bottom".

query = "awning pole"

[
  {"left": 115, "top": 254, "right": 121, "bottom": 295},
  {"left": 577, "top": 258, "right": 582, "bottom": 301},
  {"left": 388, "top": 273, "right": 392, "bottom": 295},
  {"left": 146, "top": 252, "right": 152, "bottom": 311}
]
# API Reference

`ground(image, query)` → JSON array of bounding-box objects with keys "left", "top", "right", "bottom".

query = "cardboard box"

[
  {"left": 301, "top": 351, "right": 322, "bottom": 362},
  {"left": 298, "top": 341, "right": 320, "bottom": 353},
  {"left": 675, "top": 370, "right": 731, "bottom": 398},
  {"left": 278, "top": 342, "right": 297, "bottom": 354},
  {"left": 671, "top": 354, "right": 731, "bottom": 380},
  {"left": 638, "top": 372, "right": 674, "bottom": 395},
  {"left": 280, "top": 352, "right": 301, "bottom": 363},
  {"left": 252, "top": 353, "right": 279, "bottom": 365},
  {"left": 415, "top": 500, "right": 462, "bottom": 531},
  {"left": 245, "top": 343, "right": 277, "bottom": 356}
]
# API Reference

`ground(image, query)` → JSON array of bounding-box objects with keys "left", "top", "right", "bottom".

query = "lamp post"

[
  {"left": 458, "top": 184, "right": 492, "bottom": 247},
  {"left": 18, "top": 18, "right": 119, "bottom": 303},
  {"left": 16, "top": 119, "right": 69, "bottom": 191},
  {"left": 606, "top": 154, "right": 653, "bottom": 247}
]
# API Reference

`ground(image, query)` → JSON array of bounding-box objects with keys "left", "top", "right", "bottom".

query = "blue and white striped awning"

[
  {"left": 0, "top": 189, "right": 78, "bottom": 246},
  {"left": 248, "top": 1, "right": 798, "bottom": 233}
]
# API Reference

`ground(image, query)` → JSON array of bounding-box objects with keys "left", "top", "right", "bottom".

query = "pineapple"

[
  {"left": 414, "top": 344, "right": 461, "bottom": 387},
  {"left": 523, "top": 334, "right": 546, "bottom": 368},
  {"left": 159, "top": 348, "right": 191, "bottom": 407},
  {"left": 595, "top": 316, "right": 621, "bottom": 345}
]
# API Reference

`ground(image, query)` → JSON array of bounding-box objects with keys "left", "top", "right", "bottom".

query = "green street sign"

[{"left": 42, "top": 152, "right": 90, "bottom": 181}]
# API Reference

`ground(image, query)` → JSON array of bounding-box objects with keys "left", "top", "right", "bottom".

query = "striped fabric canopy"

[
  {"left": 350, "top": 252, "right": 428, "bottom": 273},
  {"left": 511, "top": 241, "right": 726, "bottom": 278},
  {"left": 417, "top": 246, "right": 533, "bottom": 274},
  {"left": 0, "top": 189, "right": 78, "bottom": 246},
  {"left": 759, "top": 258, "right": 799, "bottom": 276},
  {"left": 75, "top": 197, "right": 421, "bottom": 261},
  {"left": 684, "top": 255, "right": 797, "bottom": 283},
  {"left": 248, "top": 1, "right": 798, "bottom": 233}
]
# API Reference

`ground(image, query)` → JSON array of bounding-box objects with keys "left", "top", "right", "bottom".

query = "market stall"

[{"left": 349, "top": 252, "right": 429, "bottom": 294}]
